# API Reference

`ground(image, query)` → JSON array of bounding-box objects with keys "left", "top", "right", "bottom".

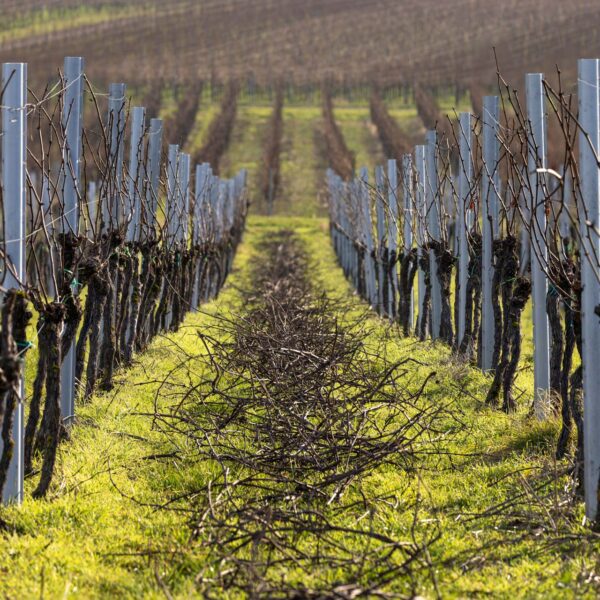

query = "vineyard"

[{"left": 1, "top": 1, "right": 600, "bottom": 598}]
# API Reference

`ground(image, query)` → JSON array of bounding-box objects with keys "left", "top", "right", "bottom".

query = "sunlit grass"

[
  {"left": 0, "top": 5, "right": 156, "bottom": 44},
  {"left": 332, "top": 104, "right": 384, "bottom": 171},
  {"left": 0, "top": 216, "right": 590, "bottom": 598},
  {"left": 279, "top": 106, "right": 326, "bottom": 217}
]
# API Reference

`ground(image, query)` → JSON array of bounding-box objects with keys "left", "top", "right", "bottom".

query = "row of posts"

[
  {"left": 0, "top": 57, "right": 247, "bottom": 504},
  {"left": 328, "top": 62, "right": 600, "bottom": 522}
]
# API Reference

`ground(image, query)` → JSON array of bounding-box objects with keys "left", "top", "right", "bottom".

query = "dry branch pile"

[
  {"left": 413, "top": 85, "right": 454, "bottom": 145},
  {"left": 162, "top": 82, "right": 203, "bottom": 148},
  {"left": 149, "top": 230, "right": 459, "bottom": 597},
  {"left": 370, "top": 90, "right": 412, "bottom": 160},
  {"left": 259, "top": 88, "right": 284, "bottom": 213},
  {"left": 322, "top": 90, "right": 355, "bottom": 180},
  {"left": 194, "top": 83, "right": 238, "bottom": 174}
]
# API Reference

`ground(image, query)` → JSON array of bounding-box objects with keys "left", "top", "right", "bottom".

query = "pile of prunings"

[
  {"left": 322, "top": 89, "right": 355, "bottom": 180},
  {"left": 150, "top": 230, "right": 463, "bottom": 598},
  {"left": 370, "top": 90, "right": 412, "bottom": 161},
  {"left": 259, "top": 87, "right": 284, "bottom": 213},
  {"left": 194, "top": 82, "right": 238, "bottom": 174}
]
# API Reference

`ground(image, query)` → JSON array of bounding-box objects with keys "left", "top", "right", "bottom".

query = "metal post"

[
  {"left": 415, "top": 146, "right": 427, "bottom": 335},
  {"left": 145, "top": 118, "right": 163, "bottom": 242},
  {"left": 526, "top": 73, "right": 551, "bottom": 416},
  {"left": 179, "top": 153, "right": 191, "bottom": 245},
  {"left": 62, "top": 57, "right": 84, "bottom": 235},
  {"left": 426, "top": 131, "right": 442, "bottom": 339},
  {"left": 126, "top": 107, "right": 146, "bottom": 244},
  {"left": 192, "top": 163, "right": 207, "bottom": 309},
  {"left": 481, "top": 96, "right": 500, "bottom": 371},
  {"left": 86, "top": 181, "right": 97, "bottom": 238},
  {"left": 359, "top": 167, "right": 376, "bottom": 308},
  {"left": 350, "top": 180, "right": 359, "bottom": 290},
  {"left": 60, "top": 57, "right": 84, "bottom": 425},
  {"left": 387, "top": 159, "right": 399, "bottom": 318},
  {"left": 40, "top": 174, "right": 57, "bottom": 298},
  {"left": 558, "top": 164, "right": 572, "bottom": 251},
  {"left": 1, "top": 62, "right": 27, "bottom": 504},
  {"left": 375, "top": 166, "right": 386, "bottom": 315},
  {"left": 166, "top": 144, "right": 179, "bottom": 247},
  {"left": 578, "top": 58, "right": 600, "bottom": 521},
  {"left": 105, "top": 83, "right": 126, "bottom": 231},
  {"left": 457, "top": 112, "right": 473, "bottom": 345},
  {"left": 402, "top": 154, "right": 414, "bottom": 331},
  {"left": 165, "top": 145, "right": 179, "bottom": 329},
  {"left": 517, "top": 165, "right": 531, "bottom": 276}
]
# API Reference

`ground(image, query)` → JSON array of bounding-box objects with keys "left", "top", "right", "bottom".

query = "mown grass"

[
  {"left": 331, "top": 103, "right": 384, "bottom": 171},
  {"left": 158, "top": 86, "right": 178, "bottom": 124},
  {"left": 279, "top": 106, "right": 327, "bottom": 218},
  {"left": 0, "top": 215, "right": 593, "bottom": 598},
  {"left": 0, "top": 5, "right": 154, "bottom": 44},
  {"left": 220, "top": 105, "right": 272, "bottom": 208},
  {"left": 0, "top": 88, "right": 584, "bottom": 596},
  {"left": 185, "top": 99, "right": 220, "bottom": 156}
]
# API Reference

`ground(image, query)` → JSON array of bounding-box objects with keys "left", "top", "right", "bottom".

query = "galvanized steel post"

[
  {"left": 387, "top": 159, "right": 399, "bottom": 318},
  {"left": 415, "top": 146, "right": 427, "bottom": 335},
  {"left": 1, "top": 62, "right": 27, "bottom": 504},
  {"left": 525, "top": 73, "right": 551, "bottom": 416},
  {"left": 457, "top": 112, "right": 473, "bottom": 345},
  {"left": 60, "top": 56, "right": 84, "bottom": 426},
  {"left": 426, "top": 131, "right": 442, "bottom": 339},
  {"left": 375, "top": 166, "right": 386, "bottom": 315},
  {"left": 402, "top": 154, "right": 414, "bottom": 331},
  {"left": 126, "top": 107, "right": 146, "bottom": 244},
  {"left": 578, "top": 58, "right": 600, "bottom": 521},
  {"left": 481, "top": 96, "right": 500, "bottom": 371},
  {"left": 145, "top": 118, "right": 163, "bottom": 242},
  {"left": 359, "top": 167, "right": 376, "bottom": 308},
  {"left": 105, "top": 83, "right": 126, "bottom": 231}
]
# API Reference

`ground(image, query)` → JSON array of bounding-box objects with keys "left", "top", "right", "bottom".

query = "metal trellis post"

[
  {"left": 60, "top": 56, "right": 84, "bottom": 425},
  {"left": 525, "top": 73, "right": 551, "bottom": 416},
  {"left": 426, "top": 130, "right": 442, "bottom": 339},
  {"left": 1, "top": 62, "right": 27, "bottom": 504},
  {"left": 126, "top": 107, "right": 146, "bottom": 244},
  {"left": 402, "top": 154, "right": 414, "bottom": 331},
  {"left": 415, "top": 145, "right": 427, "bottom": 335},
  {"left": 457, "top": 112, "right": 473, "bottom": 345},
  {"left": 375, "top": 166, "right": 386, "bottom": 315},
  {"left": 578, "top": 58, "right": 600, "bottom": 521},
  {"left": 481, "top": 96, "right": 500, "bottom": 371},
  {"left": 387, "top": 159, "right": 399, "bottom": 318}
]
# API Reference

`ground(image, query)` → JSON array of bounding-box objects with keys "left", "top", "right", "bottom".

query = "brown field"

[{"left": 1, "top": 0, "right": 599, "bottom": 89}]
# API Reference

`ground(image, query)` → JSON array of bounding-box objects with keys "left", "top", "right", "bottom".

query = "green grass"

[
  {"left": 0, "top": 5, "right": 155, "bottom": 44},
  {"left": 388, "top": 103, "right": 427, "bottom": 146},
  {"left": 185, "top": 100, "right": 220, "bottom": 155},
  {"left": 0, "top": 216, "right": 594, "bottom": 598},
  {"left": 158, "top": 87, "right": 178, "bottom": 124},
  {"left": 221, "top": 105, "right": 272, "bottom": 208},
  {"left": 0, "top": 84, "right": 585, "bottom": 596},
  {"left": 279, "top": 106, "right": 327, "bottom": 217},
  {"left": 332, "top": 104, "right": 384, "bottom": 171}
]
